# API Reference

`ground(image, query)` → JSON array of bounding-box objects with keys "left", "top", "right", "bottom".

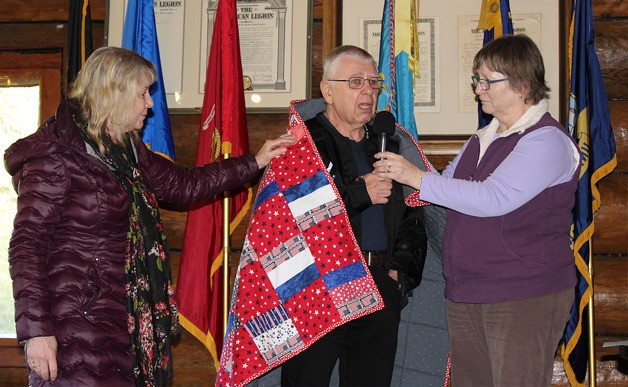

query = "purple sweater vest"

[{"left": 443, "top": 114, "right": 579, "bottom": 303}]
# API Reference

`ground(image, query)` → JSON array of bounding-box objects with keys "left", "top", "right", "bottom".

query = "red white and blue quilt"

[{"left": 216, "top": 101, "right": 384, "bottom": 386}]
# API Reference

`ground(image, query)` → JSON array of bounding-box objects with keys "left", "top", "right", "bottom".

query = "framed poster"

[
  {"left": 342, "top": 0, "right": 560, "bottom": 135},
  {"left": 106, "top": 0, "right": 312, "bottom": 112}
]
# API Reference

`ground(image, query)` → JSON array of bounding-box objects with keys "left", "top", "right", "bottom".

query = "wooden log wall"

[{"left": 0, "top": 0, "right": 625, "bottom": 385}]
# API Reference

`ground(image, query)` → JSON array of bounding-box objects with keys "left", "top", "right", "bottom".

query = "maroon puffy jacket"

[{"left": 4, "top": 100, "right": 259, "bottom": 386}]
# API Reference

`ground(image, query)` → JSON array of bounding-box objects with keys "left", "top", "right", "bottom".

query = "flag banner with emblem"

[
  {"left": 215, "top": 100, "right": 385, "bottom": 386},
  {"left": 376, "top": 0, "right": 420, "bottom": 140},
  {"left": 476, "top": 0, "right": 513, "bottom": 128},
  {"left": 176, "top": 0, "right": 250, "bottom": 370},
  {"left": 560, "top": 0, "right": 617, "bottom": 384},
  {"left": 122, "top": 0, "right": 175, "bottom": 160},
  {"left": 67, "top": 0, "right": 93, "bottom": 86}
]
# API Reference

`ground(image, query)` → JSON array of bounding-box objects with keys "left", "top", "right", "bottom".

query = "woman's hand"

[
  {"left": 254, "top": 134, "right": 296, "bottom": 169},
  {"left": 374, "top": 151, "right": 426, "bottom": 190},
  {"left": 26, "top": 335, "right": 58, "bottom": 381}
]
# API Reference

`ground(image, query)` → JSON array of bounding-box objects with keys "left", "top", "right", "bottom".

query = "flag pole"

[
  {"left": 588, "top": 242, "right": 596, "bottom": 386},
  {"left": 222, "top": 153, "right": 231, "bottom": 332}
]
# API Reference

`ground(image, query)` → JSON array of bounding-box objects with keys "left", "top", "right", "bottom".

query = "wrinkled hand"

[
  {"left": 373, "top": 151, "right": 425, "bottom": 190},
  {"left": 254, "top": 134, "right": 296, "bottom": 169},
  {"left": 362, "top": 172, "right": 392, "bottom": 204},
  {"left": 26, "top": 335, "right": 58, "bottom": 381}
]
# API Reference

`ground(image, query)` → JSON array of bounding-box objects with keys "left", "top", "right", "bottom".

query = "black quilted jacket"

[{"left": 304, "top": 110, "right": 427, "bottom": 304}]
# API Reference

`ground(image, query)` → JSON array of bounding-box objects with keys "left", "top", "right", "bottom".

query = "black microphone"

[{"left": 372, "top": 111, "right": 396, "bottom": 153}]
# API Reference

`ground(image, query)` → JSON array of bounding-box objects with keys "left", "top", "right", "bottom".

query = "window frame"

[{"left": 0, "top": 49, "right": 62, "bottom": 366}]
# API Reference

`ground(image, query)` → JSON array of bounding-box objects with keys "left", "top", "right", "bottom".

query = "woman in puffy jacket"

[{"left": 4, "top": 46, "right": 294, "bottom": 386}]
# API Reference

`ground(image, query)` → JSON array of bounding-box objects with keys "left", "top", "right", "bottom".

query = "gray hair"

[{"left": 322, "top": 45, "right": 377, "bottom": 80}]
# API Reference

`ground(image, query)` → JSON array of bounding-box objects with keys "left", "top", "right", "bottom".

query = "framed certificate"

[
  {"left": 341, "top": 0, "right": 560, "bottom": 135},
  {"left": 106, "top": 0, "right": 312, "bottom": 112}
]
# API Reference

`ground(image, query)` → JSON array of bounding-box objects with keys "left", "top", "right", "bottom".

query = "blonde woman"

[{"left": 5, "top": 46, "right": 293, "bottom": 386}]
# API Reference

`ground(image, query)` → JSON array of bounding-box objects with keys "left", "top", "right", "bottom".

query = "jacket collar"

[{"left": 476, "top": 98, "right": 549, "bottom": 160}]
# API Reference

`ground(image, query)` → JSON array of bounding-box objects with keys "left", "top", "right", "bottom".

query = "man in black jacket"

[{"left": 281, "top": 45, "right": 427, "bottom": 386}]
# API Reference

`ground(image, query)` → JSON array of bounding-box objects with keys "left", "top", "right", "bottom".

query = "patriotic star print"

[{"left": 216, "top": 101, "right": 384, "bottom": 387}]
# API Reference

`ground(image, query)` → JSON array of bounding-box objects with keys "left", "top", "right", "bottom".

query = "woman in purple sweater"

[
  {"left": 374, "top": 35, "right": 580, "bottom": 386},
  {"left": 4, "top": 46, "right": 293, "bottom": 386}
]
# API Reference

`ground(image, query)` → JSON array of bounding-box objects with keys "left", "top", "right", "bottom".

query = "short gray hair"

[{"left": 322, "top": 45, "right": 377, "bottom": 80}]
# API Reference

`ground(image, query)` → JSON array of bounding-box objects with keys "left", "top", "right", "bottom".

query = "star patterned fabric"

[{"left": 215, "top": 101, "right": 384, "bottom": 386}]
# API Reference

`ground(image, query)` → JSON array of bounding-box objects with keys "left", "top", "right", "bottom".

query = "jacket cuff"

[{"left": 17, "top": 319, "right": 55, "bottom": 343}]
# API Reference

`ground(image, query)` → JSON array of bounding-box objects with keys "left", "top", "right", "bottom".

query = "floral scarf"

[{"left": 81, "top": 130, "right": 178, "bottom": 386}]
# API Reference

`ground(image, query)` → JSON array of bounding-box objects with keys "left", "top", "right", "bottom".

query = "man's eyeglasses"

[
  {"left": 471, "top": 75, "right": 508, "bottom": 90},
  {"left": 328, "top": 77, "right": 384, "bottom": 90}
]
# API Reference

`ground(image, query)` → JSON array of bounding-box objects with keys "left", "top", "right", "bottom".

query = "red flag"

[{"left": 175, "top": 0, "right": 250, "bottom": 369}]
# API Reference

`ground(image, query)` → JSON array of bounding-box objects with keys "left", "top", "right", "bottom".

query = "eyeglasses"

[
  {"left": 471, "top": 75, "right": 508, "bottom": 90},
  {"left": 327, "top": 76, "right": 384, "bottom": 89}
]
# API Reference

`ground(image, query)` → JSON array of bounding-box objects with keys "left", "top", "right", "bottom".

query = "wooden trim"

[
  {"left": 39, "top": 68, "right": 62, "bottom": 124},
  {"left": 0, "top": 0, "right": 106, "bottom": 22},
  {"left": 0, "top": 51, "right": 62, "bottom": 125},
  {"left": 322, "top": 0, "right": 342, "bottom": 56},
  {"left": 0, "top": 51, "right": 62, "bottom": 70},
  {"left": 0, "top": 338, "right": 24, "bottom": 368},
  {"left": 421, "top": 136, "right": 467, "bottom": 156}
]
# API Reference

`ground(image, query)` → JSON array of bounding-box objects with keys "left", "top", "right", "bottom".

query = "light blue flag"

[
  {"left": 122, "top": 0, "right": 175, "bottom": 160},
  {"left": 377, "top": 0, "right": 419, "bottom": 140}
]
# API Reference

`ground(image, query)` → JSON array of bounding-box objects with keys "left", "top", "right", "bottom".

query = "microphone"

[{"left": 372, "top": 111, "right": 396, "bottom": 153}]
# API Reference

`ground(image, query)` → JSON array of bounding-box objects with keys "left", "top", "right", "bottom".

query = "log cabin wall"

[{"left": 0, "top": 0, "right": 625, "bottom": 385}]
